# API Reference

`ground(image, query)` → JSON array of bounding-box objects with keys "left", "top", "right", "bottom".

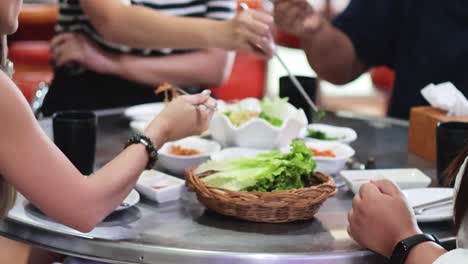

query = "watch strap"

[{"left": 388, "top": 233, "right": 440, "bottom": 264}]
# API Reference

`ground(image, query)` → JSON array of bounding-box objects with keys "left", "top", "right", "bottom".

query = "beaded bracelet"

[{"left": 124, "top": 134, "right": 158, "bottom": 169}]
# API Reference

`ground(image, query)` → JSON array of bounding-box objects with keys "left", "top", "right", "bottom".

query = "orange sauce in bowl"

[
  {"left": 309, "top": 148, "right": 336, "bottom": 158},
  {"left": 169, "top": 145, "right": 201, "bottom": 156}
]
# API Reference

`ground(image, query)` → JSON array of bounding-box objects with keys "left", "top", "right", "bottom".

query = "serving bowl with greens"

[
  {"left": 185, "top": 141, "right": 337, "bottom": 223},
  {"left": 210, "top": 97, "right": 308, "bottom": 149},
  {"left": 301, "top": 124, "right": 357, "bottom": 144}
]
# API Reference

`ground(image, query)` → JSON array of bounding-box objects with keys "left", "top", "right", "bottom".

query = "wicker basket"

[{"left": 185, "top": 169, "right": 337, "bottom": 223}]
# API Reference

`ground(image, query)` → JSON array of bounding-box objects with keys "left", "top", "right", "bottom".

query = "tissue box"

[{"left": 408, "top": 107, "right": 468, "bottom": 161}]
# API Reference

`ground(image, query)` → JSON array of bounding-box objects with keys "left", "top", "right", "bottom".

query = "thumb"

[{"left": 370, "top": 179, "right": 401, "bottom": 197}]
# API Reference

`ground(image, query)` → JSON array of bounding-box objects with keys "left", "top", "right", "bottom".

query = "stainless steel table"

[{"left": 0, "top": 109, "right": 456, "bottom": 264}]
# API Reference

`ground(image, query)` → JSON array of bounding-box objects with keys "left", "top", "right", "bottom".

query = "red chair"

[{"left": 9, "top": 3, "right": 57, "bottom": 102}]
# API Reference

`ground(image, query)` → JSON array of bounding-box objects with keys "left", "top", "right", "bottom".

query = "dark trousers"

[{"left": 41, "top": 69, "right": 163, "bottom": 117}]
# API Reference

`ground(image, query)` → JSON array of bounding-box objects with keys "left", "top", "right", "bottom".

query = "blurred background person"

[
  {"left": 41, "top": 0, "right": 274, "bottom": 115},
  {"left": 274, "top": 0, "right": 468, "bottom": 119}
]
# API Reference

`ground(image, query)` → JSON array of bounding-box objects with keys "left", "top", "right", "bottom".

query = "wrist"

[
  {"left": 210, "top": 20, "right": 234, "bottom": 50},
  {"left": 144, "top": 118, "right": 171, "bottom": 147},
  {"left": 392, "top": 229, "right": 423, "bottom": 251},
  {"left": 109, "top": 54, "right": 127, "bottom": 76}
]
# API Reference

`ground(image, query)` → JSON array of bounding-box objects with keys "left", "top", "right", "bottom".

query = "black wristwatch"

[
  {"left": 124, "top": 134, "right": 158, "bottom": 169},
  {"left": 388, "top": 234, "right": 440, "bottom": 264}
]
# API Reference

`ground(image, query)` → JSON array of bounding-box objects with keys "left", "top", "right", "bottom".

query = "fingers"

[
  {"left": 54, "top": 42, "right": 81, "bottom": 66},
  {"left": 179, "top": 93, "right": 210, "bottom": 105},
  {"left": 251, "top": 10, "right": 274, "bottom": 30},
  {"left": 370, "top": 179, "right": 401, "bottom": 197},
  {"left": 50, "top": 33, "right": 77, "bottom": 50},
  {"left": 358, "top": 182, "right": 381, "bottom": 199}
]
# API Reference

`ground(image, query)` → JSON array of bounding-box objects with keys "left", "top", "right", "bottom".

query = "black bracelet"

[{"left": 124, "top": 134, "right": 158, "bottom": 169}]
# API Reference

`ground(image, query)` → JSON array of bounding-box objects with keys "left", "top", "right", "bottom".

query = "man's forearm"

[
  {"left": 300, "top": 17, "right": 367, "bottom": 85},
  {"left": 112, "top": 49, "right": 233, "bottom": 88}
]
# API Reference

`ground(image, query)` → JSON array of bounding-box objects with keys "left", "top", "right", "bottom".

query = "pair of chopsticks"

[
  {"left": 413, "top": 197, "right": 453, "bottom": 215},
  {"left": 239, "top": 3, "right": 325, "bottom": 121}
]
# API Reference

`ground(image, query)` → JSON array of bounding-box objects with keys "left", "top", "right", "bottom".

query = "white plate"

[
  {"left": 124, "top": 102, "right": 166, "bottom": 121},
  {"left": 210, "top": 147, "right": 269, "bottom": 161},
  {"left": 115, "top": 189, "right": 140, "bottom": 211},
  {"left": 403, "top": 188, "right": 454, "bottom": 223},
  {"left": 300, "top": 124, "right": 358, "bottom": 144},
  {"left": 340, "top": 169, "right": 432, "bottom": 194},
  {"left": 136, "top": 170, "right": 185, "bottom": 203}
]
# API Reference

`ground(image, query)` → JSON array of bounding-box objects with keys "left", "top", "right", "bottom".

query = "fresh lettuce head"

[{"left": 195, "top": 140, "right": 316, "bottom": 192}]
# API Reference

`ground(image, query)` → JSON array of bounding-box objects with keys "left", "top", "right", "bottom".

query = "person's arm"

[
  {"left": 274, "top": 0, "right": 399, "bottom": 85},
  {"left": 0, "top": 72, "right": 214, "bottom": 232},
  {"left": 404, "top": 242, "right": 447, "bottom": 264},
  {"left": 347, "top": 180, "right": 447, "bottom": 263},
  {"left": 300, "top": 17, "right": 367, "bottom": 85},
  {"left": 114, "top": 49, "right": 235, "bottom": 88},
  {"left": 52, "top": 33, "right": 234, "bottom": 88},
  {"left": 274, "top": 0, "right": 366, "bottom": 84},
  {"left": 79, "top": 0, "right": 274, "bottom": 57}
]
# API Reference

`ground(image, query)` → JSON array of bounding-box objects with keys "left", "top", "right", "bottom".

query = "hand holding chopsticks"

[
  {"left": 155, "top": 83, "right": 217, "bottom": 112},
  {"left": 239, "top": 3, "right": 325, "bottom": 121}
]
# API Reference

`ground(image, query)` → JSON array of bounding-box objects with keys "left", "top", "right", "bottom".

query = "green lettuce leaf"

[{"left": 196, "top": 140, "right": 316, "bottom": 192}]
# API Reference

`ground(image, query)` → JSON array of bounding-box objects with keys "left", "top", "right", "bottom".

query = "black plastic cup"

[
  {"left": 53, "top": 111, "right": 97, "bottom": 175},
  {"left": 279, "top": 76, "right": 318, "bottom": 122},
  {"left": 436, "top": 122, "right": 468, "bottom": 184}
]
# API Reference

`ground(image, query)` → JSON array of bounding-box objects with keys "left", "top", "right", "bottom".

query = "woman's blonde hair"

[{"left": 0, "top": 35, "right": 17, "bottom": 218}]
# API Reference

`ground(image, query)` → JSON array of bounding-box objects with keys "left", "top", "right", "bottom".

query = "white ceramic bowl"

[
  {"left": 300, "top": 124, "right": 358, "bottom": 144},
  {"left": 304, "top": 141, "right": 355, "bottom": 175},
  {"left": 158, "top": 137, "right": 222, "bottom": 176},
  {"left": 210, "top": 98, "right": 308, "bottom": 149}
]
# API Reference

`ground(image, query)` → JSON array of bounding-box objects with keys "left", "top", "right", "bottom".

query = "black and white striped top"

[{"left": 56, "top": 0, "right": 237, "bottom": 56}]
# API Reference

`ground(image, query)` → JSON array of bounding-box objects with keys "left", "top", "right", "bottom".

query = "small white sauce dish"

[
  {"left": 304, "top": 141, "right": 356, "bottom": 175},
  {"left": 136, "top": 170, "right": 185, "bottom": 203},
  {"left": 158, "top": 136, "right": 222, "bottom": 175}
]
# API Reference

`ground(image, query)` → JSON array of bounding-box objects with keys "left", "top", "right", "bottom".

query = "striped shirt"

[{"left": 56, "top": 0, "right": 236, "bottom": 56}]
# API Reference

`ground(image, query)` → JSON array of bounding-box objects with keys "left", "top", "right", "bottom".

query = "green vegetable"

[
  {"left": 223, "top": 97, "right": 290, "bottom": 127},
  {"left": 259, "top": 97, "right": 290, "bottom": 127},
  {"left": 307, "top": 129, "right": 343, "bottom": 141},
  {"left": 259, "top": 112, "right": 283, "bottom": 127},
  {"left": 194, "top": 140, "right": 316, "bottom": 192}
]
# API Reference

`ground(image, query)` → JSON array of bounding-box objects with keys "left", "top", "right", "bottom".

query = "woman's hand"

[
  {"left": 347, "top": 180, "right": 422, "bottom": 257},
  {"left": 50, "top": 33, "right": 118, "bottom": 74},
  {"left": 144, "top": 94, "right": 216, "bottom": 145},
  {"left": 222, "top": 9, "right": 274, "bottom": 58},
  {"left": 274, "top": 0, "right": 323, "bottom": 37}
]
